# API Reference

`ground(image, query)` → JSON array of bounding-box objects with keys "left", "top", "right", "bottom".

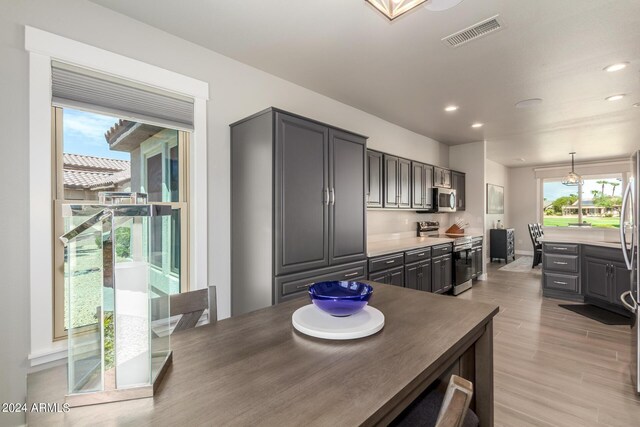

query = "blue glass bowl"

[{"left": 308, "top": 281, "right": 373, "bottom": 317}]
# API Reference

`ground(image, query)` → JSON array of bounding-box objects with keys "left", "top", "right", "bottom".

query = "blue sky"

[{"left": 63, "top": 109, "right": 130, "bottom": 160}]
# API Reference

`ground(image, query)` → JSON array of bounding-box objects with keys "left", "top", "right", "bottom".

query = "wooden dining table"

[{"left": 27, "top": 283, "right": 498, "bottom": 426}]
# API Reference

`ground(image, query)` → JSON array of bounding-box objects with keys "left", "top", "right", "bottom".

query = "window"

[
  {"left": 52, "top": 107, "right": 190, "bottom": 338},
  {"left": 543, "top": 174, "right": 623, "bottom": 228}
]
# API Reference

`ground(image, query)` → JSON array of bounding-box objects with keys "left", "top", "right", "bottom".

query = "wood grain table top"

[{"left": 27, "top": 283, "right": 498, "bottom": 427}]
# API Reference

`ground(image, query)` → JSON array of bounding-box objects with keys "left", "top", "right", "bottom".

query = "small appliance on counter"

[{"left": 417, "top": 221, "right": 440, "bottom": 237}]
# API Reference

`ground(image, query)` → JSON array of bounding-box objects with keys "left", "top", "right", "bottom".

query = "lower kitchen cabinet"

[
  {"left": 405, "top": 260, "right": 432, "bottom": 292},
  {"left": 432, "top": 254, "right": 452, "bottom": 294},
  {"left": 583, "top": 251, "right": 631, "bottom": 310},
  {"left": 369, "top": 266, "right": 404, "bottom": 287},
  {"left": 275, "top": 260, "right": 367, "bottom": 303},
  {"left": 542, "top": 242, "right": 631, "bottom": 316}
]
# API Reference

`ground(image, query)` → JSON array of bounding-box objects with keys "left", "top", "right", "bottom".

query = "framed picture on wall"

[{"left": 487, "top": 183, "right": 504, "bottom": 214}]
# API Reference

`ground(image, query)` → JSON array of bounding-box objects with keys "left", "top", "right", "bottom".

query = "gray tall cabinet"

[{"left": 231, "top": 108, "right": 367, "bottom": 316}]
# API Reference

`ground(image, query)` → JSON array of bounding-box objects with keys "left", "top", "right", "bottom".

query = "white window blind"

[{"left": 51, "top": 61, "right": 194, "bottom": 130}]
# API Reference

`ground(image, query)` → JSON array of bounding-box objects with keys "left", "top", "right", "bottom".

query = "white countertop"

[
  {"left": 367, "top": 232, "right": 484, "bottom": 258},
  {"left": 539, "top": 236, "right": 628, "bottom": 250}
]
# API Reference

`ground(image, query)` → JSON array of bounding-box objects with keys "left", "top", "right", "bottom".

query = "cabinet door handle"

[
  {"left": 385, "top": 260, "right": 396, "bottom": 264},
  {"left": 297, "top": 283, "right": 312, "bottom": 290},
  {"left": 553, "top": 261, "right": 568, "bottom": 265},
  {"left": 553, "top": 247, "right": 568, "bottom": 251},
  {"left": 416, "top": 252, "right": 426, "bottom": 257},
  {"left": 324, "top": 188, "right": 329, "bottom": 205},
  {"left": 330, "top": 188, "right": 335, "bottom": 205},
  {"left": 553, "top": 281, "right": 568, "bottom": 285},
  {"left": 343, "top": 271, "right": 359, "bottom": 278}
]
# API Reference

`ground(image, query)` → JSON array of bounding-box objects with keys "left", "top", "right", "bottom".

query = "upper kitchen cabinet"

[
  {"left": 366, "top": 150, "right": 383, "bottom": 208},
  {"left": 231, "top": 108, "right": 367, "bottom": 315},
  {"left": 451, "top": 170, "right": 466, "bottom": 211},
  {"left": 383, "top": 154, "right": 411, "bottom": 209},
  {"left": 411, "top": 161, "right": 434, "bottom": 210},
  {"left": 433, "top": 166, "right": 451, "bottom": 188}
]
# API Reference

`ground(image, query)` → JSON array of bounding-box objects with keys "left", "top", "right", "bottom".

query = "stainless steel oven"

[
  {"left": 433, "top": 188, "right": 457, "bottom": 212},
  {"left": 452, "top": 237, "right": 473, "bottom": 295}
]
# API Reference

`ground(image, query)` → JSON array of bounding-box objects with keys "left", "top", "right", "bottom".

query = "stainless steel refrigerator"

[{"left": 620, "top": 150, "right": 639, "bottom": 395}]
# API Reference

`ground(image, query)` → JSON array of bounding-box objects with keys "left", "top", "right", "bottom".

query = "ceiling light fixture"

[
  {"left": 604, "top": 62, "right": 629, "bottom": 72},
  {"left": 424, "top": 0, "right": 465, "bottom": 12},
  {"left": 471, "top": 123, "right": 483, "bottom": 128},
  {"left": 634, "top": 102, "right": 640, "bottom": 108},
  {"left": 445, "top": 105, "right": 459, "bottom": 112},
  {"left": 562, "top": 152, "right": 583, "bottom": 186},
  {"left": 365, "top": 0, "right": 428, "bottom": 20},
  {"left": 606, "top": 94, "right": 626, "bottom": 101},
  {"left": 515, "top": 98, "right": 543, "bottom": 108}
]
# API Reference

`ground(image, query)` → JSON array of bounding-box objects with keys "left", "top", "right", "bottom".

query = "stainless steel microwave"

[{"left": 433, "top": 188, "right": 457, "bottom": 212}]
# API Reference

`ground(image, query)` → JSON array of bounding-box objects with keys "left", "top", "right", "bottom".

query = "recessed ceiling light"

[
  {"left": 445, "top": 105, "right": 459, "bottom": 112},
  {"left": 515, "top": 158, "right": 526, "bottom": 162},
  {"left": 634, "top": 102, "right": 640, "bottom": 108},
  {"left": 471, "top": 123, "right": 483, "bottom": 128},
  {"left": 604, "top": 62, "right": 629, "bottom": 72},
  {"left": 515, "top": 98, "right": 543, "bottom": 108},
  {"left": 605, "top": 94, "right": 626, "bottom": 101}
]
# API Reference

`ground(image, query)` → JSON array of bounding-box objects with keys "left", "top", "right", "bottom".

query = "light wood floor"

[{"left": 458, "top": 259, "right": 640, "bottom": 427}]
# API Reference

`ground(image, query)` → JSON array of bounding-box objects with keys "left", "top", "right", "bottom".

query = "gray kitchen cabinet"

[
  {"left": 370, "top": 266, "right": 404, "bottom": 287},
  {"left": 275, "top": 113, "right": 330, "bottom": 276},
  {"left": 584, "top": 256, "right": 610, "bottom": 300},
  {"left": 329, "top": 129, "right": 367, "bottom": 265},
  {"left": 383, "top": 154, "right": 399, "bottom": 208},
  {"left": 405, "top": 260, "right": 432, "bottom": 292},
  {"left": 398, "top": 158, "right": 411, "bottom": 208},
  {"left": 432, "top": 255, "right": 453, "bottom": 294},
  {"left": 231, "top": 108, "right": 367, "bottom": 315},
  {"left": 472, "top": 237, "right": 483, "bottom": 278},
  {"left": 383, "top": 154, "right": 411, "bottom": 209},
  {"left": 275, "top": 260, "right": 368, "bottom": 303},
  {"left": 411, "top": 162, "right": 434, "bottom": 210},
  {"left": 612, "top": 261, "right": 632, "bottom": 307},
  {"left": 583, "top": 245, "right": 632, "bottom": 310},
  {"left": 367, "top": 150, "right": 383, "bottom": 208},
  {"left": 433, "top": 166, "right": 451, "bottom": 188},
  {"left": 451, "top": 170, "right": 466, "bottom": 211}
]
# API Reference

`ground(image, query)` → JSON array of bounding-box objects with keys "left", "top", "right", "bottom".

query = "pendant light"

[
  {"left": 365, "top": 0, "right": 428, "bottom": 20},
  {"left": 562, "top": 152, "right": 583, "bottom": 186}
]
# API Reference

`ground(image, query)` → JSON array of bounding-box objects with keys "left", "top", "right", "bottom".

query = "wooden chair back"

[
  {"left": 435, "top": 375, "right": 474, "bottom": 427},
  {"left": 152, "top": 285, "right": 217, "bottom": 333}
]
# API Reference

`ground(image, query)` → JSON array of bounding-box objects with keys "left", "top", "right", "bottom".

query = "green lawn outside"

[{"left": 543, "top": 216, "right": 620, "bottom": 228}]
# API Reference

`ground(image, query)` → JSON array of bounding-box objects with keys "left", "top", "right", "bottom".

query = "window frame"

[
  {"left": 51, "top": 107, "right": 191, "bottom": 339},
  {"left": 541, "top": 173, "right": 626, "bottom": 228},
  {"left": 26, "top": 26, "right": 209, "bottom": 365}
]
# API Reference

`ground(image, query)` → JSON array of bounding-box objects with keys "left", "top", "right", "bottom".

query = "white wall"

[
  {"left": 0, "top": 12, "right": 31, "bottom": 427},
  {"left": 485, "top": 159, "right": 509, "bottom": 256},
  {"left": 449, "top": 142, "right": 487, "bottom": 271},
  {"left": 507, "top": 166, "right": 538, "bottom": 254},
  {"left": 449, "top": 142, "right": 486, "bottom": 231},
  {"left": 0, "top": 0, "right": 451, "bottom": 415}
]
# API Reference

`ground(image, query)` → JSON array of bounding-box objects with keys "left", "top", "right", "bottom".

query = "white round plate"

[{"left": 292, "top": 304, "right": 385, "bottom": 340}]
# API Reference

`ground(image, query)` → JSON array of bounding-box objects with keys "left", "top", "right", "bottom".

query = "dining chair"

[
  {"left": 152, "top": 285, "right": 217, "bottom": 333},
  {"left": 393, "top": 375, "right": 477, "bottom": 427},
  {"left": 528, "top": 224, "right": 543, "bottom": 268}
]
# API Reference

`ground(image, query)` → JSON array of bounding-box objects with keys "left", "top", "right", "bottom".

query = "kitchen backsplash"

[{"left": 368, "top": 210, "right": 465, "bottom": 242}]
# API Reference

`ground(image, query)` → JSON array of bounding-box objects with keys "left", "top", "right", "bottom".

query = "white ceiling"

[{"left": 91, "top": 0, "right": 640, "bottom": 167}]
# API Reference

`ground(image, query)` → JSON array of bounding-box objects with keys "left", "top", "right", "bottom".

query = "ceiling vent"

[{"left": 442, "top": 15, "right": 503, "bottom": 48}]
